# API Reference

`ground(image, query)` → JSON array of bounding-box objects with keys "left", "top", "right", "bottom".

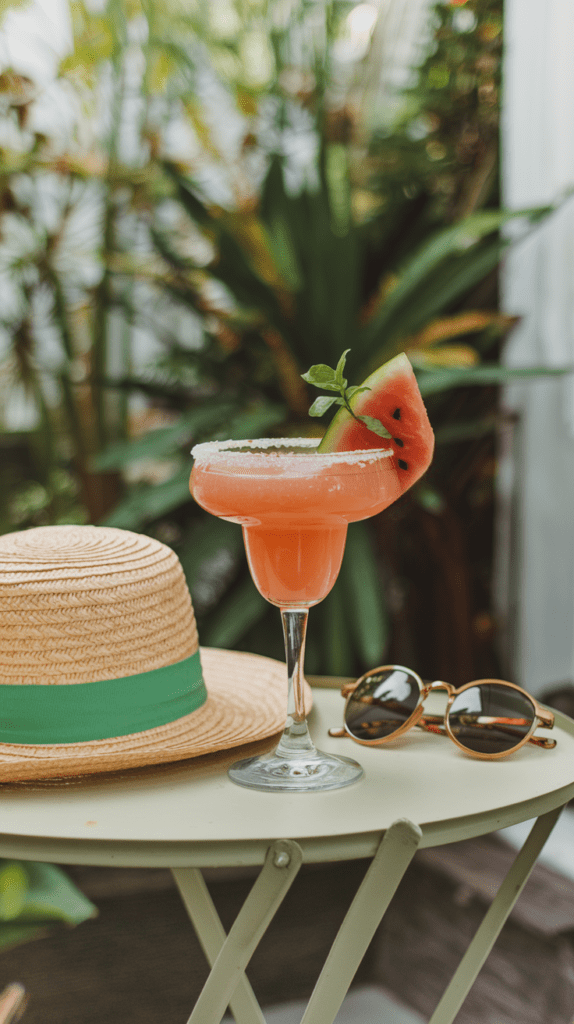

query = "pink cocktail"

[{"left": 190, "top": 438, "right": 398, "bottom": 791}]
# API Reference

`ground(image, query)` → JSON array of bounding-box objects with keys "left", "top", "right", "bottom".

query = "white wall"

[{"left": 499, "top": 0, "right": 574, "bottom": 694}]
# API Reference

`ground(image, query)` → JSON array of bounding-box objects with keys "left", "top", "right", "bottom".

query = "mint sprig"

[{"left": 301, "top": 349, "right": 391, "bottom": 439}]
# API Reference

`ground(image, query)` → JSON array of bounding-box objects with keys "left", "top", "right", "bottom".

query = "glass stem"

[{"left": 275, "top": 608, "right": 316, "bottom": 758}]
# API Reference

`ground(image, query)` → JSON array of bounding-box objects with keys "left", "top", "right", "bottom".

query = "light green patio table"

[{"left": 0, "top": 683, "right": 573, "bottom": 1024}]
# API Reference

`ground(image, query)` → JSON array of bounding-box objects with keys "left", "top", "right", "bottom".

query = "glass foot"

[{"left": 228, "top": 750, "right": 364, "bottom": 792}]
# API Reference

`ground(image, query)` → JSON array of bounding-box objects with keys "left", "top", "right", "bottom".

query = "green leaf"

[
  {"left": 99, "top": 404, "right": 286, "bottom": 530},
  {"left": 178, "top": 517, "right": 243, "bottom": 589},
  {"left": 92, "top": 403, "right": 237, "bottom": 470},
  {"left": 17, "top": 863, "right": 96, "bottom": 926},
  {"left": 313, "top": 381, "right": 342, "bottom": 393},
  {"left": 341, "top": 522, "right": 388, "bottom": 664},
  {"left": 301, "top": 363, "right": 338, "bottom": 387},
  {"left": 345, "top": 386, "right": 371, "bottom": 400},
  {"left": 319, "top": 580, "right": 355, "bottom": 676},
  {"left": 0, "top": 860, "right": 96, "bottom": 946},
  {"left": 381, "top": 241, "right": 505, "bottom": 343},
  {"left": 0, "top": 862, "right": 28, "bottom": 921},
  {"left": 325, "top": 143, "right": 351, "bottom": 236},
  {"left": 213, "top": 231, "right": 283, "bottom": 323},
  {"left": 309, "top": 395, "right": 343, "bottom": 417},
  {"left": 417, "top": 364, "right": 574, "bottom": 397},
  {"left": 102, "top": 467, "right": 191, "bottom": 529},
  {"left": 165, "top": 163, "right": 213, "bottom": 229},
  {"left": 335, "top": 348, "right": 351, "bottom": 387},
  {"left": 97, "top": 374, "right": 198, "bottom": 403},
  {"left": 150, "top": 225, "right": 197, "bottom": 273},
  {"left": 359, "top": 241, "right": 506, "bottom": 363},
  {"left": 202, "top": 576, "right": 267, "bottom": 648},
  {"left": 355, "top": 414, "right": 392, "bottom": 439},
  {"left": 260, "top": 156, "right": 361, "bottom": 364},
  {"left": 360, "top": 205, "right": 553, "bottom": 352},
  {"left": 399, "top": 207, "right": 550, "bottom": 301},
  {"left": 216, "top": 403, "right": 287, "bottom": 440},
  {"left": 266, "top": 212, "right": 302, "bottom": 291},
  {"left": 434, "top": 418, "right": 498, "bottom": 444},
  {"left": 165, "top": 164, "right": 285, "bottom": 331}
]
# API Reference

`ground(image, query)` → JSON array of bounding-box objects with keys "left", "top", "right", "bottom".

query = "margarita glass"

[{"left": 190, "top": 437, "right": 400, "bottom": 792}]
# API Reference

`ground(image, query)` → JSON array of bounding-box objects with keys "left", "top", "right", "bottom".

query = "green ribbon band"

[{"left": 0, "top": 650, "right": 207, "bottom": 745}]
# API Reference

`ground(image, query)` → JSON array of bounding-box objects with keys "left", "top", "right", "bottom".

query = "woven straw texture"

[
  {"left": 0, "top": 524, "right": 197, "bottom": 685},
  {"left": 0, "top": 525, "right": 303, "bottom": 782}
]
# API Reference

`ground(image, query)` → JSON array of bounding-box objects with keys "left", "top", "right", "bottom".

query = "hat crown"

[
  {"left": 0, "top": 525, "right": 198, "bottom": 685},
  {"left": 1, "top": 523, "right": 171, "bottom": 576}
]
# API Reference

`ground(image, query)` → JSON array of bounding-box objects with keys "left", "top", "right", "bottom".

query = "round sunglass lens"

[
  {"left": 345, "top": 668, "right": 420, "bottom": 742},
  {"left": 448, "top": 684, "right": 536, "bottom": 755}
]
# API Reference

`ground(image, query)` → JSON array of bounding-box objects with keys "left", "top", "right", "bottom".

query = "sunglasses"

[{"left": 329, "top": 665, "right": 556, "bottom": 760}]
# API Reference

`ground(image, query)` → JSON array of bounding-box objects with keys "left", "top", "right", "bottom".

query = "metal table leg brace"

[
  {"left": 172, "top": 805, "right": 563, "bottom": 1024},
  {"left": 173, "top": 840, "right": 303, "bottom": 1024},
  {"left": 172, "top": 819, "right": 423, "bottom": 1024},
  {"left": 427, "top": 804, "right": 564, "bottom": 1024}
]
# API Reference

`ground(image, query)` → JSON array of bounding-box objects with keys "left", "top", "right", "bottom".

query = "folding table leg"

[
  {"left": 174, "top": 838, "right": 303, "bottom": 1024},
  {"left": 300, "top": 818, "right": 423, "bottom": 1024},
  {"left": 428, "top": 803, "right": 564, "bottom": 1024},
  {"left": 172, "top": 866, "right": 266, "bottom": 1024}
]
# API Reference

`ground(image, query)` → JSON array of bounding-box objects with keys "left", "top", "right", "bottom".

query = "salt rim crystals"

[{"left": 191, "top": 437, "right": 394, "bottom": 473}]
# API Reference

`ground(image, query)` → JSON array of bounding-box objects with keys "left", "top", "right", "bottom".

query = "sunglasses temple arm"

[
  {"left": 528, "top": 734, "right": 557, "bottom": 749},
  {"left": 328, "top": 714, "right": 448, "bottom": 740},
  {"left": 329, "top": 723, "right": 556, "bottom": 749},
  {"left": 419, "top": 719, "right": 557, "bottom": 751}
]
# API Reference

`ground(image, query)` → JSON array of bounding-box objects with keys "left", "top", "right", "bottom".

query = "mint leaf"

[
  {"left": 355, "top": 414, "right": 392, "bottom": 439},
  {"left": 301, "top": 363, "right": 337, "bottom": 386},
  {"left": 309, "top": 395, "right": 344, "bottom": 417},
  {"left": 345, "top": 386, "right": 371, "bottom": 400},
  {"left": 316, "top": 381, "right": 345, "bottom": 392},
  {"left": 303, "top": 349, "right": 392, "bottom": 442},
  {"left": 335, "top": 349, "right": 351, "bottom": 388}
]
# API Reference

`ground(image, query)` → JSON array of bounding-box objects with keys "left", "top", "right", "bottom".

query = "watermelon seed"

[
  {"left": 393, "top": 438, "right": 404, "bottom": 447},
  {"left": 398, "top": 459, "right": 408, "bottom": 470},
  {"left": 392, "top": 408, "right": 401, "bottom": 420}
]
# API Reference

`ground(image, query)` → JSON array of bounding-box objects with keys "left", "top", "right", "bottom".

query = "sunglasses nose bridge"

[{"left": 426, "top": 680, "right": 453, "bottom": 696}]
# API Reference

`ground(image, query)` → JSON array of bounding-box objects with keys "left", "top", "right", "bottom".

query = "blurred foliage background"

[{"left": 0, "top": 0, "right": 561, "bottom": 683}]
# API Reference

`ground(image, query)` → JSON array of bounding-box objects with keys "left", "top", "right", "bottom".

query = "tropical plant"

[
  {"left": 0, "top": 859, "right": 96, "bottom": 950},
  {"left": 0, "top": 0, "right": 567, "bottom": 679}
]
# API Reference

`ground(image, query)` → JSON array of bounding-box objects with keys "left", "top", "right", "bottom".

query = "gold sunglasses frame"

[{"left": 334, "top": 665, "right": 556, "bottom": 760}]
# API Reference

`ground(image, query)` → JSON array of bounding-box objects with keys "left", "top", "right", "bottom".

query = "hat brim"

[{"left": 0, "top": 648, "right": 311, "bottom": 782}]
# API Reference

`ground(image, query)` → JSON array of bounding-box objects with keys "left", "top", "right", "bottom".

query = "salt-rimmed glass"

[{"left": 190, "top": 437, "right": 397, "bottom": 792}]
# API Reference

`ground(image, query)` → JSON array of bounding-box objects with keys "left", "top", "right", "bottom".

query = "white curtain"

[{"left": 499, "top": 0, "right": 574, "bottom": 694}]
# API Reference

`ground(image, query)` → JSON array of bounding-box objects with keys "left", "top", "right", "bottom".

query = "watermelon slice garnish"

[{"left": 316, "top": 353, "right": 434, "bottom": 491}]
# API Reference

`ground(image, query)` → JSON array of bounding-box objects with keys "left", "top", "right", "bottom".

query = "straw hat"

[{"left": 0, "top": 524, "right": 308, "bottom": 782}]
